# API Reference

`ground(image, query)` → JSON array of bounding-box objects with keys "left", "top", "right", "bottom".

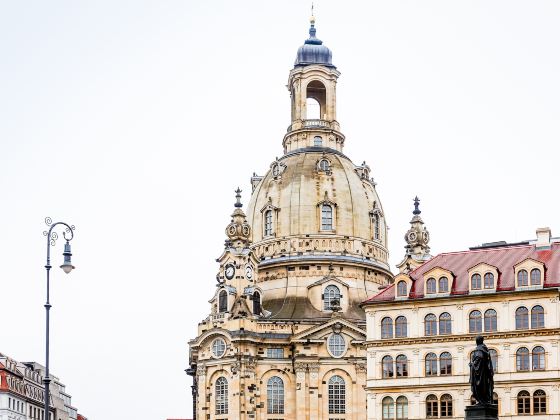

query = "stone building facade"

[
  {"left": 0, "top": 353, "right": 87, "bottom": 420},
  {"left": 363, "top": 224, "right": 560, "bottom": 420},
  {"left": 187, "top": 17, "right": 391, "bottom": 420}
]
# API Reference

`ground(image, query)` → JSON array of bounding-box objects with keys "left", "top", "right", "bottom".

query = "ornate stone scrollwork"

[
  {"left": 196, "top": 362, "right": 207, "bottom": 378},
  {"left": 354, "top": 362, "right": 367, "bottom": 374},
  {"left": 231, "top": 361, "right": 241, "bottom": 375}
]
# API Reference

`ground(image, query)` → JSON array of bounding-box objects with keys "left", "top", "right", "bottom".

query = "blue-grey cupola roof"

[{"left": 294, "top": 18, "right": 334, "bottom": 68}]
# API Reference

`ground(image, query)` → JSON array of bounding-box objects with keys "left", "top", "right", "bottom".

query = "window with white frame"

[
  {"left": 215, "top": 376, "right": 228, "bottom": 415},
  {"left": 267, "top": 376, "right": 284, "bottom": 414},
  {"left": 267, "top": 348, "right": 284, "bottom": 358},
  {"left": 327, "top": 333, "right": 346, "bottom": 358},
  {"left": 212, "top": 337, "right": 226, "bottom": 358},
  {"left": 264, "top": 210, "right": 273, "bottom": 236},
  {"left": 328, "top": 375, "right": 346, "bottom": 415},
  {"left": 324, "top": 285, "right": 341, "bottom": 310},
  {"left": 321, "top": 204, "right": 333, "bottom": 230}
]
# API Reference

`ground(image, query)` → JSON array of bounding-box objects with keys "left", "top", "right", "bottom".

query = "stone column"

[
  {"left": 367, "top": 392, "right": 377, "bottom": 420},
  {"left": 355, "top": 361, "right": 367, "bottom": 420},
  {"left": 243, "top": 358, "right": 257, "bottom": 420},
  {"left": 412, "top": 348, "right": 420, "bottom": 378},
  {"left": 294, "top": 362, "right": 308, "bottom": 419},
  {"left": 195, "top": 363, "right": 207, "bottom": 420},
  {"left": 501, "top": 343, "right": 511, "bottom": 374},
  {"left": 502, "top": 386, "right": 512, "bottom": 416},
  {"left": 457, "top": 345, "right": 466, "bottom": 376},
  {"left": 308, "top": 363, "right": 320, "bottom": 419}
]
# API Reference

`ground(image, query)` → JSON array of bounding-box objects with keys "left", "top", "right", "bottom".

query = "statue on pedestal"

[
  {"left": 469, "top": 335, "right": 494, "bottom": 405},
  {"left": 465, "top": 336, "right": 498, "bottom": 419}
]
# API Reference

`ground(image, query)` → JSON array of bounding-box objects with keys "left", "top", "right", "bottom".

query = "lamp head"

[{"left": 60, "top": 241, "right": 75, "bottom": 274}]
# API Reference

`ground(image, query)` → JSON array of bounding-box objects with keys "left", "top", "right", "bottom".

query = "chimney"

[{"left": 536, "top": 227, "right": 552, "bottom": 249}]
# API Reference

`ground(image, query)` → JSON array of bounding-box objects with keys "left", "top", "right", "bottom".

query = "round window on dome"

[
  {"left": 212, "top": 338, "right": 226, "bottom": 358},
  {"left": 272, "top": 164, "right": 280, "bottom": 177},
  {"left": 327, "top": 333, "right": 346, "bottom": 358}
]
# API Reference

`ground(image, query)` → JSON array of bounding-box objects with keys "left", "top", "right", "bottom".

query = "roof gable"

[{"left": 292, "top": 318, "right": 365, "bottom": 341}]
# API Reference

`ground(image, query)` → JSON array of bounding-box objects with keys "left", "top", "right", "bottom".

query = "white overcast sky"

[{"left": 1, "top": 1, "right": 559, "bottom": 419}]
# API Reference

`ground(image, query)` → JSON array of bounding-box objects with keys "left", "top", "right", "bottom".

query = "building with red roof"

[{"left": 362, "top": 221, "right": 559, "bottom": 420}]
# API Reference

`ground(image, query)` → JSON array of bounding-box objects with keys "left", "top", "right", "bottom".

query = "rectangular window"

[{"left": 267, "top": 348, "right": 284, "bottom": 358}]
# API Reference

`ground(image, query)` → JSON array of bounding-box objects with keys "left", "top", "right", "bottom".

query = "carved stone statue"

[{"left": 469, "top": 336, "right": 494, "bottom": 405}]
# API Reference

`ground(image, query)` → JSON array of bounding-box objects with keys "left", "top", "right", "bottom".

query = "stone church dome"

[{"left": 246, "top": 149, "right": 388, "bottom": 270}]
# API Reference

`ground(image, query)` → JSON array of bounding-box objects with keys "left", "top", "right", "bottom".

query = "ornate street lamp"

[{"left": 42, "top": 217, "right": 75, "bottom": 420}]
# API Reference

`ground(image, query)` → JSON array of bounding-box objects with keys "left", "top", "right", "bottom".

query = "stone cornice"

[
  {"left": 363, "top": 287, "right": 560, "bottom": 308},
  {"left": 365, "top": 328, "right": 560, "bottom": 348},
  {"left": 365, "top": 376, "right": 560, "bottom": 392}
]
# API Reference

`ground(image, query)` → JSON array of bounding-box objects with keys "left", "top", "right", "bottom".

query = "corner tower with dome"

[{"left": 188, "top": 18, "right": 391, "bottom": 420}]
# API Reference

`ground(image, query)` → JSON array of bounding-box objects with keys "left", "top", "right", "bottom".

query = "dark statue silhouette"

[{"left": 469, "top": 336, "right": 494, "bottom": 405}]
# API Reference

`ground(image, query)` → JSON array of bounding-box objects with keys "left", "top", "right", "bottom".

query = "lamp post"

[{"left": 42, "top": 217, "right": 75, "bottom": 420}]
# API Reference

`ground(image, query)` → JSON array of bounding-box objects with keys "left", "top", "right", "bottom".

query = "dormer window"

[
  {"left": 530, "top": 268, "right": 541, "bottom": 285},
  {"left": 321, "top": 204, "right": 333, "bottom": 230},
  {"left": 426, "top": 278, "right": 436, "bottom": 294},
  {"left": 471, "top": 274, "right": 482, "bottom": 290},
  {"left": 318, "top": 159, "right": 330, "bottom": 172},
  {"left": 272, "top": 165, "right": 280, "bottom": 177},
  {"left": 438, "top": 277, "right": 449, "bottom": 293},
  {"left": 314, "top": 136, "right": 323, "bottom": 147},
  {"left": 517, "top": 270, "right": 528, "bottom": 286},
  {"left": 397, "top": 281, "right": 407, "bottom": 297},
  {"left": 323, "top": 285, "right": 341, "bottom": 310},
  {"left": 484, "top": 273, "right": 494, "bottom": 289}
]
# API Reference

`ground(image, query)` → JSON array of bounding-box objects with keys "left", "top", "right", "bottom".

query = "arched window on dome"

[
  {"left": 321, "top": 204, "right": 333, "bottom": 230},
  {"left": 323, "top": 285, "right": 341, "bottom": 310},
  {"left": 373, "top": 213, "right": 380, "bottom": 240},
  {"left": 264, "top": 210, "right": 273, "bottom": 237}
]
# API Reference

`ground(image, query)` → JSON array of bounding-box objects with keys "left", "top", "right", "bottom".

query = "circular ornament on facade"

[
  {"left": 245, "top": 265, "right": 253, "bottom": 280},
  {"left": 212, "top": 338, "right": 226, "bottom": 358},
  {"left": 407, "top": 231, "right": 417, "bottom": 243},
  {"left": 225, "top": 264, "right": 235, "bottom": 280},
  {"left": 241, "top": 224, "right": 251, "bottom": 237},
  {"left": 327, "top": 333, "right": 346, "bottom": 358},
  {"left": 423, "top": 231, "right": 430, "bottom": 243},
  {"left": 226, "top": 224, "right": 237, "bottom": 237}
]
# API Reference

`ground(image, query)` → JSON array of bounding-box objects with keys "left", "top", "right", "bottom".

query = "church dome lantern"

[{"left": 294, "top": 17, "right": 334, "bottom": 68}]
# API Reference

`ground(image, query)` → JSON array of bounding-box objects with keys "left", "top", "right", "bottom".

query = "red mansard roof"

[{"left": 364, "top": 241, "right": 560, "bottom": 304}]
